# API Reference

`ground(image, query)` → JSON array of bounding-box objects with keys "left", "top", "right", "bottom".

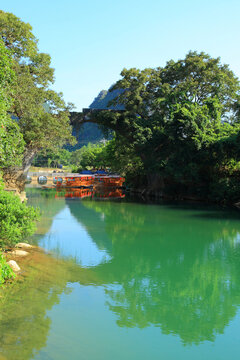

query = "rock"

[
  {"left": 11, "top": 249, "right": 29, "bottom": 257},
  {"left": 7, "top": 260, "right": 21, "bottom": 272},
  {"left": 15, "top": 242, "right": 33, "bottom": 249}
]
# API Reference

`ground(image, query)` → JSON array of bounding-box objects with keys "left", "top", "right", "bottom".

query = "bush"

[
  {"left": 71, "top": 165, "right": 83, "bottom": 173},
  {"left": 0, "top": 252, "right": 15, "bottom": 285},
  {"left": 208, "top": 176, "right": 240, "bottom": 203},
  {"left": 0, "top": 189, "right": 39, "bottom": 248}
]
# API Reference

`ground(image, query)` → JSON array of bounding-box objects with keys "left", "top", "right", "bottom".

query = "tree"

[
  {"left": 0, "top": 19, "right": 39, "bottom": 286},
  {"left": 0, "top": 37, "right": 24, "bottom": 169},
  {"left": 33, "top": 148, "right": 73, "bottom": 168},
  {"left": 100, "top": 137, "right": 144, "bottom": 185},
  {"left": 79, "top": 52, "right": 240, "bottom": 201},
  {"left": 0, "top": 11, "right": 75, "bottom": 177},
  {"left": 72, "top": 143, "right": 105, "bottom": 169}
]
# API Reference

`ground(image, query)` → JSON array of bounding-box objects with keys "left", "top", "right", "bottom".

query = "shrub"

[
  {"left": 0, "top": 252, "right": 15, "bottom": 285},
  {"left": 71, "top": 164, "right": 83, "bottom": 173},
  {"left": 0, "top": 189, "right": 39, "bottom": 248}
]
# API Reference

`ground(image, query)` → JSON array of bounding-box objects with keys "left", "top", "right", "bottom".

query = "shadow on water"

[
  {"left": 1, "top": 188, "right": 240, "bottom": 359},
  {"left": 163, "top": 203, "right": 240, "bottom": 221}
]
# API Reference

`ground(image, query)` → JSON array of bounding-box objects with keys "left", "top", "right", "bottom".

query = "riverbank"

[
  {"left": 0, "top": 243, "right": 42, "bottom": 287},
  {"left": 128, "top": 185, "right": 240, "bottom": 207}
]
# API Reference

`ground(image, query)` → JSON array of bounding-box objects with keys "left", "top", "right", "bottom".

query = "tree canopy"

[
  {"left": 0, "top": 10, "right": 75, "bottom": 172},
  {"left": 0, "top": 37, "right": 24, "bottom": 169},
  {"left": 84, "top": 52, "right": 240, "bottom": 201}
]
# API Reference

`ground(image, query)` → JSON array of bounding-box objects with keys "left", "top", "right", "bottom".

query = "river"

[{"left": 1, "top": 188, "right": 240, "bottom": 360}]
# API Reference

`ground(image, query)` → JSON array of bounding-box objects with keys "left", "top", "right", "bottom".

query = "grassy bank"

[{"left": 0, "top": 252, "right": 15, "bottom": 285}]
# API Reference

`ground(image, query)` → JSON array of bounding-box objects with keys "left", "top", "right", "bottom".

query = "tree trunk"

[
  {"left": 147, "top": 173, "right": 165, "bottom": 192},
  {"left": 22, "top": 148, "right": 37, "bottom": 175},
  {"left": 3, "top": 148, "right": 37, "bottom": 193}
]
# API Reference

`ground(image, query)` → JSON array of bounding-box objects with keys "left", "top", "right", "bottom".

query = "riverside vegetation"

[
  {"left": 0, "top": 34, "right": 37, "bottom": 284},
  {"left": 1, "top": 9, "right": 240, "bottom": 284},
  {"left": 39, "top": 52, "right": 240, "bottom": 203},
  {"left": 73, "top": 53, "right": 240, "bottom": 203},
  {"left": 0, "top": 10, "right": 75, "bottom": 284}
]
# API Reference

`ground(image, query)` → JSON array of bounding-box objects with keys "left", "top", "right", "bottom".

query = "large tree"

[
  {"left": 0, "top": 11, "right": 75, "bottom": 177},
  {"left": 0, "top": 37, "right": 24, "bottom": 169},
  {"left": 0, "top": 37, "right": 38, "bottom": 276},
  {"left": 80, "top": 52, "right": 240, "bottom": 200}
]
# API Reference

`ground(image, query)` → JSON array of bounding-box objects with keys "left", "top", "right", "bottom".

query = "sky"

[{"left": 1, "top": 0, "right": 240, "bottom": 110}]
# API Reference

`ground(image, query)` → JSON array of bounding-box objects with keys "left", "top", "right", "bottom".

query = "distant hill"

[
  {"left": 69, "top": 87, "right": 124, "bottom": 150},
  {"left": 89, "top": 88, "right": 125, "bottom": 110}
]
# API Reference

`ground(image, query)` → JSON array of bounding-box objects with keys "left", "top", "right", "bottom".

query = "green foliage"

[
  {"left": 78, "top": 143, "right": 105, "bottom": 169},
  {"left": 100, "top": 137, "right": 144, "bottom": 185},
  {"left": 70, "top": 143, "right": 105, "bottom": 170},
  {"left": 0, "top": 28, "right": 38, "bottom": 284},
  {"left": 70, "top": 138, "right": 144, "bottom": 185},
  {"left": 0, "top": 11, "right": 76, "bottom": 170},
  {"left": 87, "top": 52, "right": 240, "bottom": 201},
  {"left": 0, "top": 187, "right": 39, "bottom": 248},
  {"left": 0, "top": 252, "right": 15, "bottom": 285},
  {"left": 0, "top": 116, "right": 25, "bottom": 168},
  {"left": 33, "top": 148, "right": 72, "bottom": 168},
  {"left": 0, "top": 38, "right": 25, "bottom": 169},
  {"left": 33, "top": 144, "right": 108, "bottom": 170}
]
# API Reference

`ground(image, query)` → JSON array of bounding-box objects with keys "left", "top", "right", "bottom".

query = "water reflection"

[
  {"left": 0, "top": 251, "right": 74, "bottom": 360},
  {"left": 68, "top": 200, "right": 240, "bottom": 344},
  {"left": 54, "top": 188, "right": 125, "bottom": 200},
  {"left": 27, "top": 188, "right": 66, "bottom": 240},
  {"left": 1, "top": 189, "right": 240, "bottom": 360},
  {"left": 37, "top": 206, "right": 112, "bottom": 267}
]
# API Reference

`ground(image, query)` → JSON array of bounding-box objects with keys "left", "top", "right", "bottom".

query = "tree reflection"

[
  {"left": 27, "top": 188, "right": 66, "bottom": 240},
  {"left": 0, "top": 189, "right": 70, "bottom": 360},
  {"left": 2, "top": 192, "right": 240, "bottom": 360},
  {"left": 69, "top": 200, "right": 240, "bottom": 344},
  {"left": 0, "top": 251, "right": 73, "bottom": 360}
]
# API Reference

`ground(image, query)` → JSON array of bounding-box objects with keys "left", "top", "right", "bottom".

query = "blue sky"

[{"left": 1, "top": 0, "right": 240, "bottom": 110}]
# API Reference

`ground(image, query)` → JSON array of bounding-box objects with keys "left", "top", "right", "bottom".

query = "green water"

[{"left": 1, "top": 189, "right": 240, "bottom": 359}]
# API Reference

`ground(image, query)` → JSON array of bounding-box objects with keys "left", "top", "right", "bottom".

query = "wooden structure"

[
  {"left": 53, "top": 174, "right": 125, "bottom": 189},
  {"left": 94, "top": 175, "right": 125, "bottom": 188},
  {"left": 54, "top": 188, "right": 125, "bottom": 200},
  {"left": 62, "top": 175, "right": 95, "bottom": 188}
]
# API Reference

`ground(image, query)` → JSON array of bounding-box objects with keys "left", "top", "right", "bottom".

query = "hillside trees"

[
  {"left": 85, "top": 52, "right": 240, "bottom": 200},
  {"left": 0, "top": 11, "right": 75, "bottom": 178}
]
